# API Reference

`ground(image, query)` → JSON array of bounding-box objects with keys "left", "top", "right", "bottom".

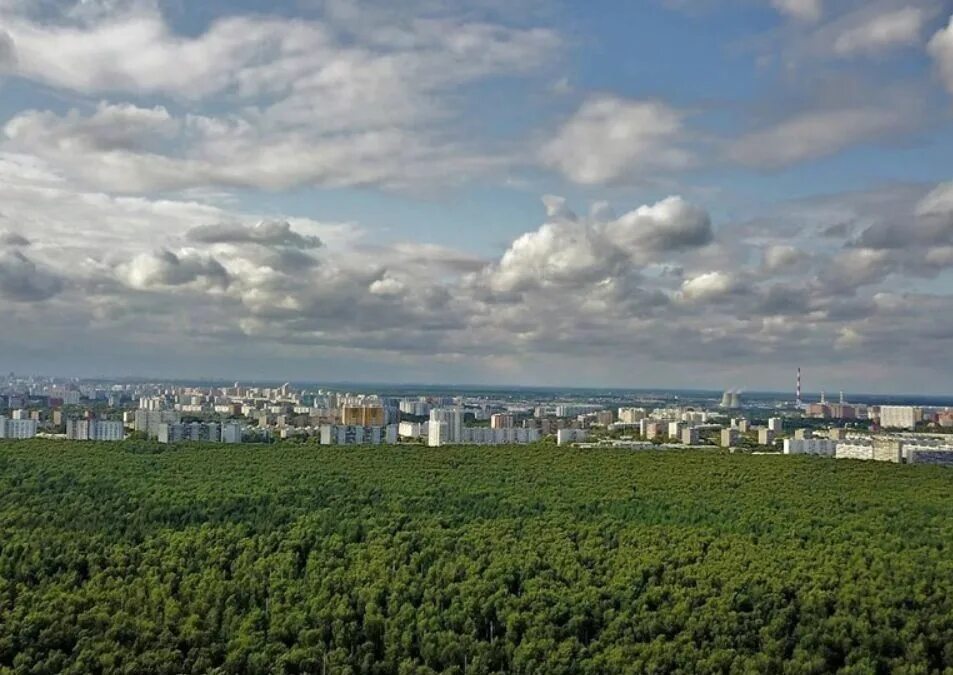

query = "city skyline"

[{"left": 2, "top": 1, "right": 953, "bottom": 392}]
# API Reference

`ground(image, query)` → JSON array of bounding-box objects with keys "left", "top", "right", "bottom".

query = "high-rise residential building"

[
  {"left": 668, "top": 421, "right": 685, "bottom": 438},
  {"left": 66, "top": 419, "right": 125, "bottom": 441},
  {"left": 721, "top": 428, "right": 739, "bottom": 448},
  {"left": 557, "top": 429, "right": 588, "bottom": 446},
  {"left": 428, "top": 421, "right": 449, "bottom": 447},
  {"left": 341, "top": 405, "right": 386, "bottom": 427},
  {"left": 758, "top": 428, "right": 775, "bottom": 446},
  {"left": 879, "top": 406, "right": 920, "bottom": 430},
  {"left": 320, "top": 425, "right": 398, "bottom": 446},
  {"left": 681, "top": 427, "right": 699, "bottom": 445},
  {"left": 768, "top": 418, "right": 783, "bottom": 432},
  {"left": 135, "top": 410, "right": 182, "bottom": 438},
  {"left": 618, "top": 408, "right": 646, "bottom": 424},
  {"left": 794, "top": 428, "right": 813, "bottom": 440},
  {"left": 490, "top": 413, "right": 515, "bottom": 429},
  {"left": 0, "top": 417, "right": 38, "bottom": 439},
  {"left": 429, "top": 409, "right": 464, "bottom": 446},
  {"left": 783, "top": 439, "right": 837, "bottom": 456},
  {"left": 871, "top": 437, "right": 903, "bottom": 463}
]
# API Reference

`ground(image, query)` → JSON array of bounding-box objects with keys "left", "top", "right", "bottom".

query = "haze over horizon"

[{"left": 2, "top": 0, "right": 953, "bottom": 393}]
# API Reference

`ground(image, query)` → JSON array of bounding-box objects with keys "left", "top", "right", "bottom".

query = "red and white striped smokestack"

[{"left": 796, "top": 368, "right": 801, "bottom": 407}]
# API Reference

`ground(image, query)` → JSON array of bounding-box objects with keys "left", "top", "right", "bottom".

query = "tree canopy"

[{"left": 0, "top": 440, "right": 951, "bottom": 674}]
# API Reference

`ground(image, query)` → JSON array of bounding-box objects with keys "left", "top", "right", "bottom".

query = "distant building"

[
  {"left": 879, "top": 406, "right": 920, "bottom": 430},
  {"left": 643, "top": 421, "right": 662, "bottom": 440},
  {"left": 135, "top": 409, "right": 182, "bottom": 438},
  {"left": 871, "top": 437, "right": 903, "bottom": 463},
  {"left": 758, "top": 428, "right": 775, "bottom": 446},
  {"left": 907, "top": 447, "right": 953, "bottom": 467},
  {"left": 66, "top": 419, "right": 125, "bottom": 441},
  {"left": 157, "top": 422, "right": 243, "bottom": 444},
  {"left": 320, "top": 425, "right": 398, "bottom": 446},
  {"left": 721, "top": 428, "right": 739, "bottom": 448},
  {"left": 429, "top": 409, "right": 464, "bottom": 446},
  {"left": 783, "top": 439, "right": 836, "bottom": 457},
  {"left": 341, "top": 405, "right": 386, "bottom": 427},
  {"left": 490, "top": 413, "right": 515, "bottom": 429},
  {"left": 398, "top": 421, "right": 426, "bottom": 439},
  {"left": 768, "top": 418, "right": 783, "bottom": 432},
  {"left": 835, "top": 442, "right": 874, "bottom": 461},
  {"left": 668, "top": 421, "right": 685, "bottom": 438},
  {"left": 0, "top": 417, "right": 37, "bottom": 439},
  {"left": 557, "top": 429, "right": 589, "bottom": 446},
  {"left": 828, "top": 428, "right": 848, "bottom": 441},
  {"left": 681, "top": 427, "right": 699, "bottom": 445},
  {"left": 618, "top": 408, "right": 646, "bottom": 424},
  {"left": 794, "top": 428, "right": 814, "bottom": 440}
]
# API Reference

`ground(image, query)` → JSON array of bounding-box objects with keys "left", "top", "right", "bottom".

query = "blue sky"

[{"left": 1, "top": 0, "right": 953, "bottom": 393}]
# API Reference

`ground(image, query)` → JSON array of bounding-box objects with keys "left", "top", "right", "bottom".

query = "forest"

[{"left": 0, "top": 440, "right": 951, "bottom": 674}]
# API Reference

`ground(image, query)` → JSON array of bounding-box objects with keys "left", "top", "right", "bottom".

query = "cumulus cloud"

[
  {"left": 728, "top": 107, "right": 907, "bottom": 168},
  {"left": 679, "top": 271, "right": 739, "bottom": 303},
  {"left": 929, "top": 17, "right": 953, "bottom": 95},
  {"left": 833, "top": 7, "right": 926, "bottom": 56},
  {"left": 854, "top": 181, "right": 953, "bottom": 250},
  {"left": 4, "top": 102, "right": 178, "bottom": 153},
  {"left": 540, "top": 96, "right": 692, "bottom": 184},
  {"left": 118, "top": 249, "right": 230, "bottom": 290},
  {"left": 186, "top": 221, "right": 323, "bottom": 249},
  {"left": 763, "top": 245, "right": 806, "bottom": 272},
  {"left": 0, "top": 9, "right": 558, "bottom": 193},
  {"left": 484, "top": 195, "right": 712, "bottom": 293},
  {"left": 0, "top": 249, "right": 64, "bottom": 301}
]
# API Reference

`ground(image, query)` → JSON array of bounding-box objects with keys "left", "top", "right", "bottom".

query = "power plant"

[{"left": 720, "top": 390, "right": 742, "bottom": 409}]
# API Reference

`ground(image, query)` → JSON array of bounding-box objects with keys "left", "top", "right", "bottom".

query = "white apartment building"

[
  {"left": 557, "top": 429, "right": 589, "bottom": 446},
  {"left": 398, "top": 421, "right": 428, "bottom": 439},
  {"left": 618, "top": 408, "right": 647, "bottom": 424},
  {"left": 0, "top": 417, "right": 38, "bottom": 439},
  {"left": 221, "top": 423, "right": 243, "bottom": 444},
  {"left": 783, "top": 438, "right": 837, "bottom": 457},
  {"left": 681, "top": 427, "right": 700, "bottom": 445},
  {"left": 768, "top": 418, "right": 783, "bottom": 432},
  {"left": 135, "top": 409, "right": 182, "bottom": 438},
  {"left": 431, "top": 426, "right": 540, "bottom": 447},
  {"left": 319, "top": 424, "right": 398, "bottom": 446},
  {"left": 66, "top": 419, "right": 125, "bottom": 441},
  {"left": 879, "top": 406, "right": 921, "bottom": 430},
  {"left": 429, "top": 409, "right": 464, "bottom": 445},
  {"left": 835, "top": 442, "right": 874, "bottom": 461}
]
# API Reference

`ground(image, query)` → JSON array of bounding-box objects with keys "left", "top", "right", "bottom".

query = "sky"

[{"left": 1, "top": 0, "right": 953, "bottom": 393}]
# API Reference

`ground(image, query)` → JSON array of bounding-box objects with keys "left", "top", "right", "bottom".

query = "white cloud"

[
  {"left": 680, "top": 271, "right": 738, "bottom": 302},
  {"left": 118, "top": 249, "right": 230, "bottom": 290},
  {"left": 728, "top": 107, "right": 907, "bottom": 168},
  {"left": 540, "top": 96, "right": 692, "bottom": 185},
  {"left": 772, "top": 0, "right": 822, "bottom": 22},
  {"left": 484, "top": 195, "right": 712, "bottom": 293},
  {"left": 762, "top": 245, "right": 805, "bottom": 272},
  {"left": 833, "top": 7, "right": 925, "bottom": 56},
  {"left": 929, "top": 16, "right": 953, "bottom": 96}
]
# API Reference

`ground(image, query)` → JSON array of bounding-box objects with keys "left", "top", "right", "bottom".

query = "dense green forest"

[{"left": 1, "top": 441, "right": 952, "bottom": 674}]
